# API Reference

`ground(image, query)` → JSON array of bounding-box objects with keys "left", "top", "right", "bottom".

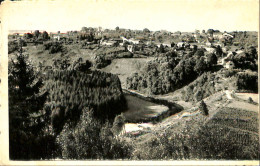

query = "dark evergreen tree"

[
  {"left": 216, "top": 45, "right": 223, "bottom": 57},
  {"left": 42, "top": 31, "right": 49, "bottom": 40},
  {"left": 171, "top": 42, "right": 175, "bottom": 47},
  {"left": 199, "top": 100, "right": 209, "bottom": 116},
  {"left": 194, "top": 57, "right": 207, "bottom": 75},
  {"left": 194, "top": 49, "right": 204, "bottom": 57},
  {"left": 207, "top": 53, "right": 218, "bottom": 65},
  {"left": 111, "top": 114, "right": 125, "bottom": 136},
  {"left": 158, "top": 44, "right": 165, "bottom": 53},
  {"left": 34, "top": 30, "right": 40, "bottom": 38},
  {"left": 9, "top": 46, "right": 49, "bottom": 159}
]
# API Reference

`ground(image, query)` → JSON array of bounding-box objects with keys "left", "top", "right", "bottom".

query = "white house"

[
  {"left": 221, "top": 57, "right": 229, "bottom": 65},
  {"left": 227, "top": 51, "right": 235, "bottom": 58},
  {"left": 213, "top": 32, "right": 223, "bottom": 39},
  {"left": 121, "top": 36, "right": 128, "bottom": 43},
  {"left": 222, "top": 33, "right": 234, "bottom": 40},
  {"left": 128, "top": 38, "right": 139, "bottom": 44},
  {"left": 177, "top": 42, "right": 185, "bottom": 48},
  {"left": 127, "top": 45, "right": 135, "bottom": 53},
  {"left": 206, "top": 42, "right": 212, "bottom": 47},
  {"left": 101, "top": 40, "right": 117, "bottom": 46},
  {"left": 53, "top": 35, "right": 60, "bottom": 41},
  {"left": 190, "top": 45, "right": 197, "bottom": 50},
  {"left": 205, "top": 47, "right": 216, "bottom": 53},
  {"left": 162, "top": 42, "right": 171, "bottom": 47},
  {"left": 225, "top": 61, "right": 235, "bottom": 69},
  {"left": 236, "top": 50, "right": 244, "bottom": 54}
]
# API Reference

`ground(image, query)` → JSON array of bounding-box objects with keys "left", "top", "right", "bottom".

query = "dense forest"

[{"left": 43, "top": 69, "right": 127, "bottom": 133}]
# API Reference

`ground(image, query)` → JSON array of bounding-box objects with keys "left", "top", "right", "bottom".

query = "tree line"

[{"left": 126, "top": 49, "right": 218, "bottom": 95}]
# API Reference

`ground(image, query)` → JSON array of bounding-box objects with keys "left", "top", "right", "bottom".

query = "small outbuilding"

[{"left": 225, "top": 60, "right": 235, "bottom": 69}]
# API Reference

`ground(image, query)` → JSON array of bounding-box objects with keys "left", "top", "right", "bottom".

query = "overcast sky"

[{"left": 1, "top": 0, "right": 259, "bottom": 33}]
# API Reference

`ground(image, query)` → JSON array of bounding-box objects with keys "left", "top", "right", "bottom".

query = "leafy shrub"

[
  {"left": 222, "top": 69, "right": 240, "bottom": 77},
  {"left": 181, "top": 72, "right": 217, "bottom": 102},
  {"left": 248, "top": 97, "right": 254, "bottom": 103},
  {"left": 232, "top": 51, "right": 258, "bottom": 71},
  {"left": 132, "top": 131, "right": 189, "bottom": 160},
  {"left": 44, "top": 41, "right": 66, "bottom": 54},
  {"left": 8, "top": 41, "right": 19, "bottom": 53},
  {"left": 8, "top": 40, "right": 26, "bottom": 54},
  {"left": 57, "top": 109, "right": 133, "bottom": 159},
  {"left": 111, "top": 114, "right": 126, "bottom": 136},
  {"left": 235, "top": 72, "right": 258, "bottom": 93},
  {"left": 93, "top": 56, "right": 111, "bottom": 69},
  {"left": 72, "top": 59, "right": 92, "bottom": 71}
]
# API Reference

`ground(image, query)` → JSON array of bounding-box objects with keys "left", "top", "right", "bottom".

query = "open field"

[
  {"left": 101, "top": 58, "right": 154, "bottom": 88},
  {"left": 123, "top": 94, "right": 169, "bottom": 123},
  {"left": 235, "top": 93, "right": 259, "bottom": 103},
  {"left": 10, "top": 45, "right": 96, "bottom": 67},
  {"left": 226, "top": 100, "right": 258, "bottom": 112}
]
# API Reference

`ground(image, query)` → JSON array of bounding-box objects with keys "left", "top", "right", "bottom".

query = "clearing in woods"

[{"left": 101, "top": 58, "right": 154, "bottom": 88}]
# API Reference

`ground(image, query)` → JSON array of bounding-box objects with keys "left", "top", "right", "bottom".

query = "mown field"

[
  {"left": 101, "top": 57, "right": 154, "bottom": 88},
  {"left": 128, "top": 104, "right": 259, "bottom": 160},
  {"left": 123, "top": 94, "right": 169, "bottom": 123}
]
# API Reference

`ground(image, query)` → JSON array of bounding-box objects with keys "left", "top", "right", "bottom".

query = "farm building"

[
  {"left": 101, "top": 40, "right": 117, "bottom": 46},
  {"left": 213, "top": 32, "right": 223, "bottom": 39},
  {"left": 205, "top": 47, "right": 216, "bottom": 53},
  {"left": 225, "top": 60, "right": 235, "bottom": 69},
  {"left": 177, "top": 42, "right": 185, "bottom": 48},
  {"left": 128, "top": 38, "right": 140, "bottom": 44}
]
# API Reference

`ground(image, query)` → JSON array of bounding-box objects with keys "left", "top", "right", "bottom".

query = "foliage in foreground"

[
  {"left": 133, "top": 108, "right": 259, "bottom": 160},
  {"left": 57, "top": 109, "right": 133, "bottom": 160},
  {"left": 9, "top": 49, "right": 58, "bottom": 160}
]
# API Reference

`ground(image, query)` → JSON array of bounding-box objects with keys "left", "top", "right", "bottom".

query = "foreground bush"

[
  {"left": 235, "top": 71, "right": 258, "bottom": 93},
  {"left": 43, "top": 41, "right": 66, "bottom": 54},
  {"left": 132, "top": 131, "right": 190, "bottom": 160},
  {"left": 57, "top": 109, "right": 133, "bottom": 159}
]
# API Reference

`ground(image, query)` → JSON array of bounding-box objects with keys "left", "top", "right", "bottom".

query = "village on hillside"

[
  {"left": 9, "top": 27, "right": 257, "bottom": 71},
  {"left": 8, "top": 26, "right": 259, "bottom": 160}
]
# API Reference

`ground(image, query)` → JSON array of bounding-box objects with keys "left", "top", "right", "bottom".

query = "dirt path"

[
  {"left": 226, "top": 101, "right": 259, "bottom": 112},
  {"left": 225, "top": 90, "right": 234, "bottom": 99},
  {"left": 235, "top": 93, "right": 259, "bottom": 103}
]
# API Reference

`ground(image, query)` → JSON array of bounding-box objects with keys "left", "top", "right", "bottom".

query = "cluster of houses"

[{"left": 10, "top": 28, "right": 241, "bottom": 70}]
